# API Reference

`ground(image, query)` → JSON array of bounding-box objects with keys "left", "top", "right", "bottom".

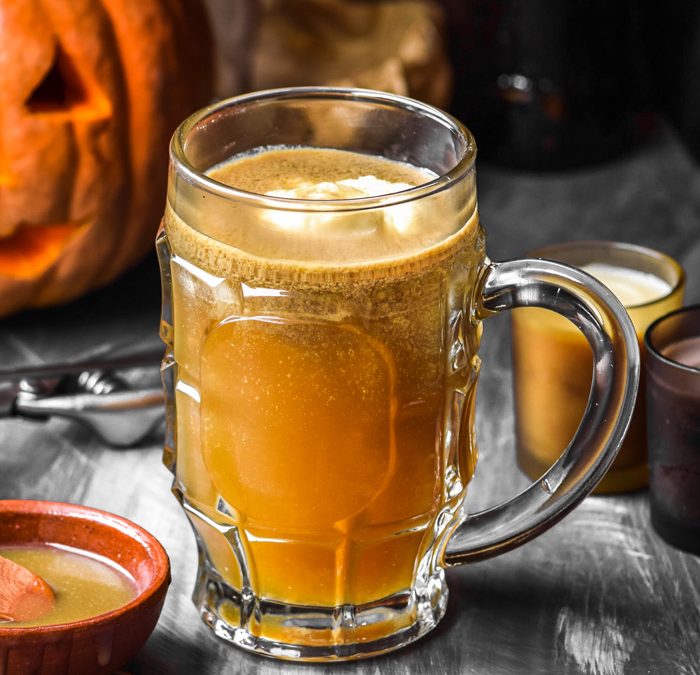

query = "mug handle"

[{"left": 444, "top": 258, "right": 640, "bottom": 565}]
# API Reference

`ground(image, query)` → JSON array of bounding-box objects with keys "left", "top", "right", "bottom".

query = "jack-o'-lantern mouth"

[{"left": 0, "top": 221, "right": 88, "bottom": 280}]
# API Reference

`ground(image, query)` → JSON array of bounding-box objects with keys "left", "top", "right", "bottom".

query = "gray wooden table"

[{"left": 1, "top": 127, "right": 699, "bottom": 674}]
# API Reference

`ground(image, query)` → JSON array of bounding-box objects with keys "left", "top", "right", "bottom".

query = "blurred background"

[{"left": 2, "top": 0, "right": 699, "bottom": 324}]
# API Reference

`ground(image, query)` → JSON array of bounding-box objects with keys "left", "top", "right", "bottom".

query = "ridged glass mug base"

[{"left": 194, "top": 568, "right": 449, "bottom": 662}]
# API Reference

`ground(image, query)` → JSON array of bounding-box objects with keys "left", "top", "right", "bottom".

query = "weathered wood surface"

[{"left": 1, "top": 128, "right": 699, "bottom": 674}]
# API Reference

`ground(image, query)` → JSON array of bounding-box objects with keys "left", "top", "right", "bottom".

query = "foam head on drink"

[
  {"left": 164, "top": 146, "right": 482, "bottom": 633},
  {"left": 579, "top": 263, "right": 671, "bottom": 307}
]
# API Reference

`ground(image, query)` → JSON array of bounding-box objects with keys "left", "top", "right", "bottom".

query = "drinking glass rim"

[
  {"left": 645, "top": 303, "right": 700, "bottom": 374},
  {"left": 169, "top": 87, "right": 477, "bottom": 212},
  {"left": 526, "top": 240, "right": 686, "bottom": 310}
]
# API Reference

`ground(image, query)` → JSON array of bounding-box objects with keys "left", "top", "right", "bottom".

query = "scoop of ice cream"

[
  {"left": 266, "top": 176, "right": 414, "bottom": 200},
  {"left": 264, "top": 176, "right": 417, "bottom": 237}
]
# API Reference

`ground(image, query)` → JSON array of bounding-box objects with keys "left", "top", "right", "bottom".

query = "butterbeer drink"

[
  {"left": 512, "top": 242, "right": 684, "bottom": 493},
  {"left": 160, "top": 90, "right": 642, "bottom": 661},
  {"left": 160, "top": 145, "right": 483, "bottom": 642}
]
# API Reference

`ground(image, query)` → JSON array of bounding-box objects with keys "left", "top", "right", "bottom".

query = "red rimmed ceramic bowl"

[{"left": 0, "top": 500, "right": 170, "bottom": 675}]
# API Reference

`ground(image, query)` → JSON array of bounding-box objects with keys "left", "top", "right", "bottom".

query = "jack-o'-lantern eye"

[{"left": 24, "top": 43, "right": 111, "bottom": 121}]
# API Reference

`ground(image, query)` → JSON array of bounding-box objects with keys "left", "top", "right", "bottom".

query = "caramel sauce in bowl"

[{"left": 0, "top": 500, "right": 170, "bottom": 675}]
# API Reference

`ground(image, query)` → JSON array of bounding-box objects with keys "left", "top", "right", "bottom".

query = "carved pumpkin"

[{"left": 0, "top": 0, "right": 212, "bottom": 316}]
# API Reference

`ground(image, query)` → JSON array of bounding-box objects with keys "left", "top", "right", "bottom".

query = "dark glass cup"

[{"left": 645, "top": 305, "right": 700, "bottom": 554}]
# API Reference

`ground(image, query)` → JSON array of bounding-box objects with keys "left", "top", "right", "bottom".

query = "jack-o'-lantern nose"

[
  {"left": 25, "top": 44, "right": 87, "bottom": 114},
  {"left": 1, "top": 41, "right": 111, "bottom": 190},
  {"left": 23, "top": 41, "right": 111, "bottom": 122}
]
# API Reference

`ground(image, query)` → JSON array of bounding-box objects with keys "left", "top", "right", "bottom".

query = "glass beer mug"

[{"left": 157, "top": 88, "right": 639, "bottom": 661}]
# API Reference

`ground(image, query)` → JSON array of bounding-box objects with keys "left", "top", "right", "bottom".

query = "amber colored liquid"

[
  {"left": 0, "top": 545, "right": 135, "bottom": 628},
  {"left": 164, "top": 148, "right": 482, "bottom": 613}
]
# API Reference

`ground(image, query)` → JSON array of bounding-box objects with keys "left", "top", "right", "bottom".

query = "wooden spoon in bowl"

[{"left": 0, "top": 555, "right": 55, "bottom": 622}]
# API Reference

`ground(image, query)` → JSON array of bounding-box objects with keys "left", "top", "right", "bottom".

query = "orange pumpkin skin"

[{"left": 0, "top": 0, "right": 212, "bottom": 316}]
